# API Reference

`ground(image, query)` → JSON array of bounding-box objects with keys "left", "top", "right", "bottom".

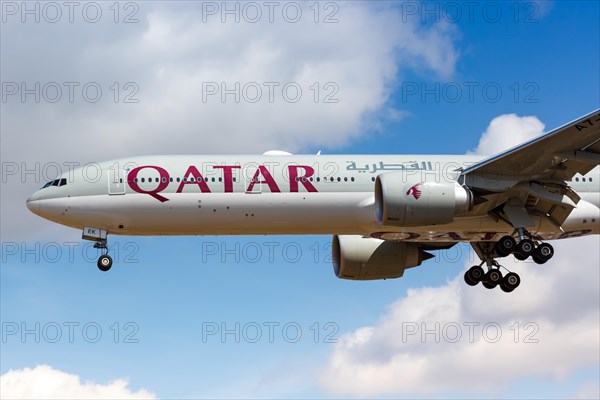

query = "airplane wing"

[
  {"left": 461, "top": 109, "right": 600, "bottom": 191},
  {"left": 459, "top": 109, "right": 600, "bottom": 228}
]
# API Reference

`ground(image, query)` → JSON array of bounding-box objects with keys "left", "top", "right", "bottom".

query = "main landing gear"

[{"left": 465, "top": 230, "right": 554, "bottom": 293}]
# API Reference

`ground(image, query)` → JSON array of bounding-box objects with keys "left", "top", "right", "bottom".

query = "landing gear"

[
  {"left": 82, "top": 227, "right": 113, "bottom": 272},
  {"left": 468, "top": 229, "right": 555, "bottom": 293},
  {"left": 93, "top": 240, "right": 112, "bottom": 272}
]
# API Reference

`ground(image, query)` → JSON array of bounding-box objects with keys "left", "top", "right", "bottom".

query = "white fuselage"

[{"left": 26, "top": 155, "right": 600, "bottom": 242}]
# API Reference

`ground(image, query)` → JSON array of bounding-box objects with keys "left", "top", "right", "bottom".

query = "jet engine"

[
  {"left": 375, "top": 173, "right": 473, "bottom": 227},
  {"left": 332, "top": 235, "right": 432, "bottom": 280}
]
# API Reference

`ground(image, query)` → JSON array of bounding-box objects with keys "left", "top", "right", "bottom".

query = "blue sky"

[{"left": 1, "top": 1, "right": 599, "bottom": 398}]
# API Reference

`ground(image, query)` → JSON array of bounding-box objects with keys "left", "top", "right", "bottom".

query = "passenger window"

[{"left": 575, "top": 177, "right": 579, "bottom": 182}]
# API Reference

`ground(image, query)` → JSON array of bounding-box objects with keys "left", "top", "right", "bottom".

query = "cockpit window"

[{"left": 42, "top": 178, "right": 67, "bottom": 189}]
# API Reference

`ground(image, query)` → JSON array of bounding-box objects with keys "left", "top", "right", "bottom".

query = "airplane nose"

[{"left": 26, "top": 197, "right": 41, "bottom": 216}]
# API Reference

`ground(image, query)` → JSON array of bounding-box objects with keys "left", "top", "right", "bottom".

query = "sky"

[{"left": 1, "top": 1, "right": 599, "bottom": 399}]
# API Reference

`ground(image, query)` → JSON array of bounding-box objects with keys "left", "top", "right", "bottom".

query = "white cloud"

[
  {"left": 319, "top": 238, "right": 600, "bottom": 397},
  {"left": 319, "top": 114, "right": 599, "bottom": 397},
  {"left": 0, "top": 365, "right": 156, "bottom": 399},
  {"left": 469, "top": 113, "right": 545, "bottom": 156}
]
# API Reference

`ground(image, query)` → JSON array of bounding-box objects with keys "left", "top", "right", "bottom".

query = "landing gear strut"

[{"left": 466, "top": 230, "right": 554, "bottom": 293}]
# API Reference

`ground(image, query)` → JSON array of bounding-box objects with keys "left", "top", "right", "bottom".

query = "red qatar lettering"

[
  {"left": 176, "top": 166, "right": 211, "bottom": 193},
  {"left": 214, "top": 165, "right": 241, "bottom": 192},
  {"left": 288, "top": 165, "right": 317, "bottom": 192},
  {"left": 128, "top": 166, "right": 170, "bottom": 202},
  {"left": 246, "top": 166, "right": 281, "bottom": 193}
]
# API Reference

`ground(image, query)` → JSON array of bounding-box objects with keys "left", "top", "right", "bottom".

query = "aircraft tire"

[{"left": 98, "top": 255, "right": 113, "bottom": 271}]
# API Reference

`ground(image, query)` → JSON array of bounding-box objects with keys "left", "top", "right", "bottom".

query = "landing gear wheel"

[
  {"left": 464, "top": 271, "right": 477, "bottom": 286},
  {"left": 98, "top": 254, "right": 113, "bottom": 271},
  {"left": 514, "top": 253, "right": 528, "bottom": 261},
  {"left": 516, "top": 239, "right": 535, "bottom": 259},
  {"left": 482, "top": 281, "right": 496, "bottom": 289},
  {"left": 500, "top": 272, "right": 521, "bottom": 293},
  {"left": 533, "top": 243, "right": 554, "bottom": 264},
  {"left": 483, "top": 269, "right": 503, "bottom": 289},
  {"left": 495, "top": 236, "right": 516, "bottom": 257},
  {"left": 464, "top": 266, "right": 485, "bottom": 286}
]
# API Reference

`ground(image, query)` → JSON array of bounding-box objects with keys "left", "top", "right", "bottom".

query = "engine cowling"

[
  {"left": 332, "top": 235, "right": 432, "bottom": 280},
  {"left": 375, "top": 173, "right": 472, "bottom": 227}
]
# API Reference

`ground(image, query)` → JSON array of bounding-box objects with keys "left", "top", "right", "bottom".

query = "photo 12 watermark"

[
  {"left": 400, "top": 321, "right": 540, "bottom": 344},
  {"left": 2, "top": 321, "right": 140, "bottom": 344},
  {"left": 1, "top": 81, "right": 140, "bottom": 104},
  {"left": 201, "top": 321, "right": 339, "bottom": 344},
  {"left": 199, "top": 1, "right": 340, "bottom": 24},
  {"left": 398, "top": 1, "right": 541, "bottom": 24},
  {"left": 399, "top": 81, "right": 539, "bottom": 104},
  {"left": 1, "top": 1, "right": 140, "bottom": 24},
  {"left": 201, "top": 81, "right": 339, "bottom": 104},
  {"left": 1, "top": 241, "right": 139, "bottom": 265}
]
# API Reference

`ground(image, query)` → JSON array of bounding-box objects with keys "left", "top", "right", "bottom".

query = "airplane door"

[{"left": 108, "top": 168, "right": 126, "bottom": 195}]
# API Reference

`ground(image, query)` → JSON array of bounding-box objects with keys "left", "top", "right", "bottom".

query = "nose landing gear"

[
  {"left": 95, "top": 241, "right": 113, "bottom": 272},
  {"left": 82, "top": 227, "right": 113, "bottom": 272}
]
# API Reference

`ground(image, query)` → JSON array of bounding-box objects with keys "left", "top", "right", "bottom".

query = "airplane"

[{"left": 26, "top": 109, "right": 600, "bottom": 293}]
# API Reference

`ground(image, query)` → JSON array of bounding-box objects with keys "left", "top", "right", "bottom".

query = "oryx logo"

[{"left": 406, "top": 182, "right": 424, "bottom": 200}]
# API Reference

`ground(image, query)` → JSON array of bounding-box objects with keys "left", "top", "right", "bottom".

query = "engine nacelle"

[
  {"left": 375, "top": 173, "right": 472, "bottom": 227},
  {"left": 332, "top": 235, "right": 431, "bottom": 280}
]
